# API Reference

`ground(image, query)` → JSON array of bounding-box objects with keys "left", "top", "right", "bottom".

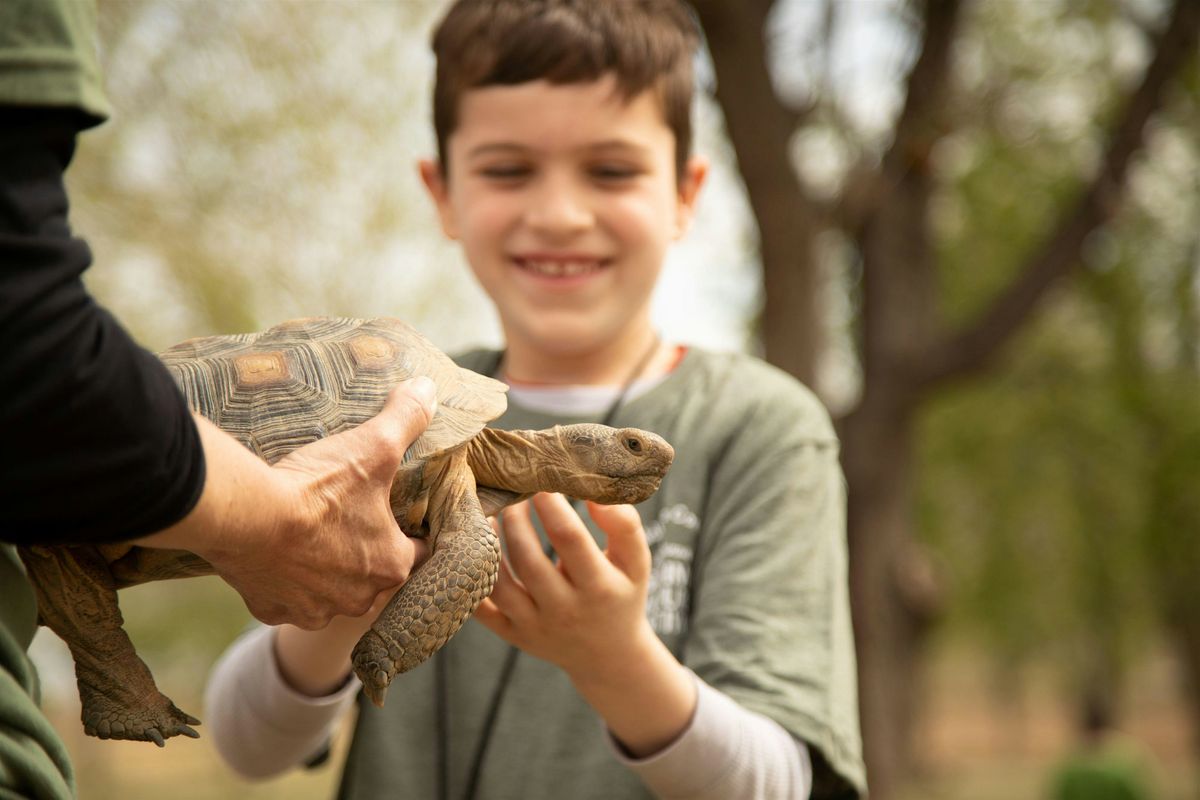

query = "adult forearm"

[{"left": 137, "top": 415, "right": 296, "bottom": 560}]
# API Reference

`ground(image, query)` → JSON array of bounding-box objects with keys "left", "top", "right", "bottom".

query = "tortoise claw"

[
  {"left": 361, "top": 672, "right": 390, "bottom": 709},
  {"left": 351, "top": 631, "right": 396, "bottom": 708},
  {"left": 80, "top": 685, "right": 202, "bottom": 746}
]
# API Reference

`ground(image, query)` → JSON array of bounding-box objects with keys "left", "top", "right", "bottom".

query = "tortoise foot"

[
  {"left": 351, "top": 630, "right": 399, "bottom": 708},
  {"left": 82, "top": 690, "right": 201, "bottom": 746}
]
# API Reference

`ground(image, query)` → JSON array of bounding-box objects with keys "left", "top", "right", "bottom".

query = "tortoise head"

[{"left": 548, "top": 424, "right": 675, "bottom": 505}]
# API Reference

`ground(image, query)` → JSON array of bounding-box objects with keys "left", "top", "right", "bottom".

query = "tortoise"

[{"left": 18, "top": 316, "right": 674, "bottom": 746}]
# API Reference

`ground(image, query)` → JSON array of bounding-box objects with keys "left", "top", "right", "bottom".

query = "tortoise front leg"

[
  {"left": 352, "top": 452, "right": 499, "bottom": 706},
  {"left": 18, "top": 545, "right": 200, "bottom": 746}
]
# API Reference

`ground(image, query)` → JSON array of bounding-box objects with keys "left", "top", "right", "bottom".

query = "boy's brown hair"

[{"left": 430, "top": 0, "right": 701, "bottom": 181}]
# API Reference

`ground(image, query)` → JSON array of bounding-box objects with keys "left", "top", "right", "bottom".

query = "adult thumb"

[{"left": 360, "top": 377, "right": 438, "bottom": 468}]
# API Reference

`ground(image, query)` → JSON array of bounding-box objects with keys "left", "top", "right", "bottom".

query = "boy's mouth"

[{"left": 513, "top": 257, "right": 609, "bottom": 278}]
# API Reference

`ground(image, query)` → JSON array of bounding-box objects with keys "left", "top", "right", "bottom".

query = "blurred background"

[{"left": 29, "top": 0, "right": 1199, "bottom": 798}]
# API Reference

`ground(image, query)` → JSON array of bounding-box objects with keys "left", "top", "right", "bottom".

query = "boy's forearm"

[
  {"left": 205, "top": 626, "right": 357, "bottom": 780},
  {"left": 274, "top": 620, "right": 367, "bottom": 697},
  {"left": 567, "top": 623, "right": 696, "bottom": 757}
]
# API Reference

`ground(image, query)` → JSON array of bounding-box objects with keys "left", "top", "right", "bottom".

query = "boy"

[{"left": 205, "top": 1, "right": 866, "bottom": 797}]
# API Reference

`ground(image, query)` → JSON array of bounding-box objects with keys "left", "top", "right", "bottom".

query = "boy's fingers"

[
  {"left": 487, "top": 557, "right": 535, "bottom": 620},
  {"left": 474, "top": 598, "right": 516, "bottom": 642},
  {"left": 500, "top": 503, "right": 564, "bottom": 603},
  {"left": 531, "top": 493, "right": 606, "bottom": 589},
  {"left": 587, "top": 501, "right": 649, "bottom": 580}
]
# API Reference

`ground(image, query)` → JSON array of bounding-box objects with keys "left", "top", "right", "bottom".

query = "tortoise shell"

[{"left": 159, "top": 317, "right": 508, "bottom": 466}]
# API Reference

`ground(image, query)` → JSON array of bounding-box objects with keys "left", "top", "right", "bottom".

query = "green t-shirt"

[
  {"left": 339, "top": 348, "right": 866, "bottom": 799},
  {"left": 2, "top": 1, "right": 111, "bottom": 796},
  {"left": 0, "top": 0, "right": 110, "bottom": 124}
]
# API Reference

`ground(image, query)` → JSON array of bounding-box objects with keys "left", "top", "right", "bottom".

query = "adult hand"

[{"left": 140, "top": 378, "right": 436, "bottom": 629}]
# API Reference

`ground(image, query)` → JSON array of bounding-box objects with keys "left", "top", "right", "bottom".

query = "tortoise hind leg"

[
  {"left": 18, "top": 545, "right": 200, "bottom": 746},
  {"left": 352, "top": 452, "right": 499, "bottom": 706}
]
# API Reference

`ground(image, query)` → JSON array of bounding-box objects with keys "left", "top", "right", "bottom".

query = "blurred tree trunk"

[{"left": 692, "top": 0, "right": 1200, "bottom": 796}]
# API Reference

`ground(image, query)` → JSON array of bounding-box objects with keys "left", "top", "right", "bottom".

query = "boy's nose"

[{"left": 525, "top": 178, "right": 593, "bottom": 236}]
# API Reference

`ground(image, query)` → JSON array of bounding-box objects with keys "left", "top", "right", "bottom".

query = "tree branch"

[
  {"left": 852, "top": 0, "right": 964, "bottom": 232},
  {"left": 691, "top": 0, "right": 815, "bottom": 214},
  {"left": 693, "top": 0, "right": 828, "bottom": 383},
  {"left": 920, "top": 0, "right": 1200, "bottom": 387}
]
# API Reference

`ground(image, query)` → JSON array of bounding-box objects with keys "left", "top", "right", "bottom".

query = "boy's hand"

[
  {"left": 475, "top": 493, "right": 695, "bottom": 756},
  {"left": 474, "top": 493, "right": 657, "bottom": 687}
]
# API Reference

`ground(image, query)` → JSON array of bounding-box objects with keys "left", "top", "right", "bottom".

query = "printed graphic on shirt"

[{"left": 645, "top": 503, "right": 699, "bottom": 636}]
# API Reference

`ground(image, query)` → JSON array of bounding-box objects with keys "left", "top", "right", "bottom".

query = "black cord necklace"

[{"left": 436, "top": 335, "right": 662, "bottom": 800}]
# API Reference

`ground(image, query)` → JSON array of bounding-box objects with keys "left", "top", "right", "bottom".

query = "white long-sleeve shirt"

[{"left": 205, "top": 625, "right": 813, "bottom": 798}]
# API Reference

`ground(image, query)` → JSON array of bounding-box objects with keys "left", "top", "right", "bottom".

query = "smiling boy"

[{"left": 205, "top": 2, "right": 866, "bottom": 798}]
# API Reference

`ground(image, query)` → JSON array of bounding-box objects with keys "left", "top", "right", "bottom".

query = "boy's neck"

[{"left": 500, "top": 330, "right": 672, "bottom": 387}]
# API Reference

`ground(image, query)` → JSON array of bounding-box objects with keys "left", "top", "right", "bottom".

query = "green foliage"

[
  {"left": 933, "top": 0, "right": 1132, "bottom": 328},
  {"left": 916, "top": 0, "right": 1200, "bottom": 703},
  {"left": 918, "top": 300, "right": 1156, "bottom": 673}
]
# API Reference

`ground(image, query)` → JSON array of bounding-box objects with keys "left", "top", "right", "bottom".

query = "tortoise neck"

[{"left": 465, "top": 428, "right": 564, "bottom": 496}]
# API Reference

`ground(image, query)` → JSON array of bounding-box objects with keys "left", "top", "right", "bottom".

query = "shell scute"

[{"left": 159, "top": 317, "right": 507, "bottom": 465}]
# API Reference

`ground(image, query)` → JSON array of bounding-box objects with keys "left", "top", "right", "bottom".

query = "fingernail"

[{"left": 407, "top": 376, "right": 438, "bottom": 414}]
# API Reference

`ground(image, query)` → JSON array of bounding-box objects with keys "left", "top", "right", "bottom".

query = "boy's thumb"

[{"left": 588, "top": 501, "right": 650, "bottom": 579}]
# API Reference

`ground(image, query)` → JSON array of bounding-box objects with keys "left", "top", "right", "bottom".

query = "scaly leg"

[
  {"left": 18, "top": 545, "right": 200, "bottom": 746},
  {"left": 352, "top": 452, "right": 499, "bottom": 706}
]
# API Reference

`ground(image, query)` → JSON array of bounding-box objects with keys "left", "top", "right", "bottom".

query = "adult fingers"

[
  {"left": 251, "top": 595, "right": 329, "bottom": 630},
  {"left": 587, "top": 502, "right": 650, "bottom": 582},
  {"left": 408, "top": 534, "right": 432, "bottom": 570},
  {"left": 354, "top": 377, "right": 438, "bottom": 476},
  {"left": 530, "top": 493, "right": 606, "bottom": 590},
  {"left": 500, "top": 502, "right": 566, "bottom": 604}
]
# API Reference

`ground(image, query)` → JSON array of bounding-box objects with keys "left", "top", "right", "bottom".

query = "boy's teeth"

[{"left": 522, "top": 259, "right": 599, "bottom": 277}]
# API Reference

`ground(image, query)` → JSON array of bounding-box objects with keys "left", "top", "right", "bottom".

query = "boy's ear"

[
  {"left": 418, "top": 159, "right": 459, "bottom": 240},
  {"left": 673, "top": 155, "right": 709, "bottom": 240}
]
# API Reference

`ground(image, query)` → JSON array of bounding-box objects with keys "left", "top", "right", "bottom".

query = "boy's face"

[{"left": 421, "top": 75, "right": 706, "bottom": 368}]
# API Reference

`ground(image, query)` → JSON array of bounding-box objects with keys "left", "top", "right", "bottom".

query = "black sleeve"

[{"left": 0, "top": 108, "right": 206, "bottom": 545}]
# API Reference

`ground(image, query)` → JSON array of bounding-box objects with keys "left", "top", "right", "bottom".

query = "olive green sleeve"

[
  {"left": 0, "top": 547, "right": 75, "bottom": 800},
  {"left": 0, "top": 0, "right": 111, "bottom": 124},
  {"left": 682, "top": 375, "right": 866, "bottom": 798}
]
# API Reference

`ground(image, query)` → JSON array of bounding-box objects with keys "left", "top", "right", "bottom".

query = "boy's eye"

[
  {"left": 590, "top": 164, "right": 641, "bottom": 182},
  {"left": 479, "top": 164, "right": 532, "bottom": 181}
]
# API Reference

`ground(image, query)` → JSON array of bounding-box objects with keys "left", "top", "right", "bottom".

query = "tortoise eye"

[{"left": 626, "top": 437, "right": 643, "bottom": 453}]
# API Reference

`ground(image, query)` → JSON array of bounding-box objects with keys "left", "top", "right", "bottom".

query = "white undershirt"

[{"left": 504, "top": 374, "right": 667, "bottom": 416}]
